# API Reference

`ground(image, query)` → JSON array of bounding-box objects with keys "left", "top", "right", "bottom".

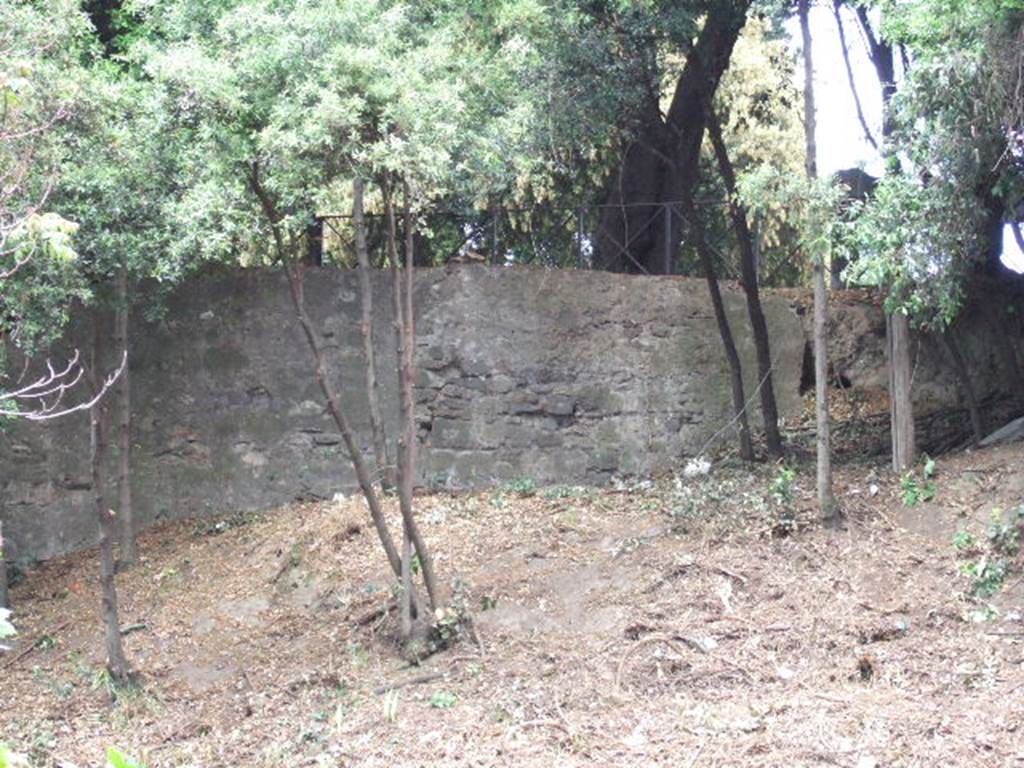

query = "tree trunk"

[
  {"left": 833, "top": 0, "right": 878, "bottom": 151},
  {"left": 813, "top": 263, "right": 837, "bottom": 519},
  {"left": 852, "top": 1, "right": 919, "bottom": 472},
  {"left": 594, "top": 103, "right": 669, "bottom": 273},
  {"left": 987, "top": 302, "right": 1024, "bottom": 407},
  {"left": 353, "top": 178, "right": 395, "bottom": 492},
  {"left": 283, "top": 262, "right": 406, "bottom": 588},
  {"left": 706, "top": 111, "right": 784, "bottom": 456},
  {"left": 115, "top": 270, "right": 135, "bottom": 566},
  {"left": 800, "top": 0, "right": 818, "bottom": 180},
  {"left": 853, "top": 4, "right": 897, "bottom": 138},
  {"left": 250, "top": 163, "right": 408, "bottom": 598},
  {"left": 90, "top": 313, "right": 131, "bottom": 684},
  {"left": 689, "top": 204, "right": 754, "bottom": 461},
  {"left": 596, "top": 0, "right": 750, "bottom": 273},
  {"left": 942, "top": 328, "right": 985, "bottom": 444},
  {"left": 400, "top": 526, "right": 413, "bottom": 640},
  {"left": 801, "top": 0, "right": 837, "bottom": 521},
  {"left": 384, "top": 175, "right": 441, "bottom": 616},
  {"left": 304, "top": 218, "right": 323, "bottom": 266},
  {"left": 0, "top": 520, "right": 8, "bottom": 610},
  {"left": 887, "top": 313, "right": 917, "bottom": 471}
]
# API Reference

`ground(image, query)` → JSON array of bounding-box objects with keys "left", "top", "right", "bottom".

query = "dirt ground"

[{"left": 2, "top": 442, "right": 1024, "bottom": 767}]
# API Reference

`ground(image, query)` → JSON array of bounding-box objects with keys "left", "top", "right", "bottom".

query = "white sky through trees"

[{"left": 786, "top": 4, "right": 1024, "bottom": 273}]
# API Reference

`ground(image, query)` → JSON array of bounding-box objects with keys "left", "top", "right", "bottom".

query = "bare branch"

[
  {"left": 833, "top": 0, "right": 879, "bottom": 151},
  {"left": 0, "top": 350, "right": 126, "bottom": 421}
]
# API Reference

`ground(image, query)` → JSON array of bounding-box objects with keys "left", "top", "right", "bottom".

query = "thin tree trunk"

[
  {"left": 353, "top": 178, "right": 394, "bottom": 492},
  {"left": 0, "top": 520, "right": 8, "bottom": 610},
  {"left": 854, "top": 0, "right": 918, "bottom": 471},
  {"left": 90, "top": 313, "right": 130, "bottom": 684},
  {"left": 250, "top": 164, "right": 408, "bottom": 597},
  {"left": 706, "top": 111, "right": 783, "bottom": 456},
  {"left": 115, "top": 270, "right": 135, "bottom": 566},
  {"left": 813, "top": 263, "right": 837, "bottom": 519},
  {"left": 854, "top": 4, "right": 897, "bottom": 133},
  {"left": 888, "top": 313, "right": 917, "bottom": 471},
  {"left": 383, "top": 175, "right": 441, "bottom": 615},
  {"left": 283, "top": 262, "right": 406, "bottom": 586},
  {"left": 1012, "top": 220, "right": 1024, "bottom": 254},
  {"left": 400, "top": 526, "right": 413, "bottom": 640},
  {"left": 833, "top": 0, "right": 878, "bottom": 151},
  {"left": 596, "top": 0, "right": 750, "bottom": 273},
  {"left": 687, "top": 203, "right": 754, "bottom": 460},
  {"left": 489, "top": 202, "right": 501, "bottom": 266},
  {"left": 801, "top": 0, "right": 837, "bottom": 521},
  {"left": 942, "top": 328, "right": 985, "bottom": 444},
  {"left": 800, "top": 0, "right": 819, "bottom": 180}
]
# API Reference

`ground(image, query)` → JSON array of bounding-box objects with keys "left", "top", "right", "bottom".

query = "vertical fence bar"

[
  {"left": 490, "top": 204, "right": 500, "bottom": 265},
  {"left": 577, "top": 207, "right": 585, "bottom": 268},
  {"left": 663, "top": 203, "right": 673, "bottom": 275}
]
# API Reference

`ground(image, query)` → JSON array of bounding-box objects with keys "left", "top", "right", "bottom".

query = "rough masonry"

[{"left": 3, "top": 267, "right": 1020, "bottom": 563}]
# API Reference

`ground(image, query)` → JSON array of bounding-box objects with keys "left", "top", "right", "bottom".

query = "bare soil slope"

[{"left": 2, "top": 444, "right": 1024, "bottom": 767}]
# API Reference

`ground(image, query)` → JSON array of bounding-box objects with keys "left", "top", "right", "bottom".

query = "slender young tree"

[
  {"left": 383, "top": 174, "right": 441, "bottom": 618},
  {"left": 87, "top": 312, "right": 131, "bottom": 684},
  {"left": 799, "top": 0, "right": 838, "bottom": 521},
  {"left": 706, "top": 109, "right": 784, "bottom": 456},
  {"left": 137, "top": 0, "right": 546, "bottom": 642},
  {"left": 685, "top": 200, "right": 755, "bottom": 460},
  {"left": 114, "top": 269, "right": 135, "bottom": 564},
  {"left": 352, "top": 177, "right": 395, "bottom": 492}
]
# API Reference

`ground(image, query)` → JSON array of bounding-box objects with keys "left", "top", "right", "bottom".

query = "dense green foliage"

[
  {"left": 130, "top": 0, "right": 545, "bottom": 265},
  {"left": 0, "top": 1, "right": 91, "bottom": 358},
  {"left": 846, "top": 0, "right": 1024, "bottom": 327},
  {"left": 2, "top": 0, "right": 1022, "bottom": 370}
]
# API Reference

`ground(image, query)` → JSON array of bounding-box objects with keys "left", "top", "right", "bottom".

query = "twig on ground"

[
  {"left": 503, "top": 718, "right": 573, "bottom": 748},
  {"left": 0, "top": 620, "right": 71, "bottom": 670},
  {"left": 373, "top": 671, "right": 444, "bottom": 695},
  {"left": 614, "top": 633, "right": 705, "bottom": 693},
  {"left": 683, "top": 740, "right": 706, "bottom": 768}
]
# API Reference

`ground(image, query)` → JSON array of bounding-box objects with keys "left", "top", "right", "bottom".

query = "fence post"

[
  {"left": 305, "top": 217, "right": 324, "bottom": 266},
  {"left": 490, "top": 204, "right": 500, "bottom": 265},
  {"left": 577, "top": 207, "right": 585, "bottom": 268},
  {"left": 663, "top": 203, "right": 673, "bottom": 275}
]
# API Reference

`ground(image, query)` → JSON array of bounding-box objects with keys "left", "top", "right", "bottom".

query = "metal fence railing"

[{"left": 313, "top": 199, "right": 728, "bottom": 276}]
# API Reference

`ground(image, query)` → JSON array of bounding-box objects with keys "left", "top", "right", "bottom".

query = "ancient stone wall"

[
  {"left": 3, "top": 267, "right": 1020, "bottom": 564},
  {"left": 1, "top": 267, "right": 808, "bottom": 563}
]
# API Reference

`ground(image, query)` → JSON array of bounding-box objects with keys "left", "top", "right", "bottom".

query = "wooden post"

[{"left": 888, "top": 312, "right": 917, "bottom": 471}]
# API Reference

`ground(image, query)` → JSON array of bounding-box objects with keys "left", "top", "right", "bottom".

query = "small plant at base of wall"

[
  {"left": 953, "top": 506, "right": 1024, "bottom": 614},
  {"left": 900, "top": 456, "right": 938, "bottom": 507}
]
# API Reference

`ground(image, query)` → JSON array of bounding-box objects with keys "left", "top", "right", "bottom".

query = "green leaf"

[
  {"left": 429, "top": 691, "right": 458, "bottom": 708},
  {"left": 106, "top": 747, "right": 146, "bottom": 768}
]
